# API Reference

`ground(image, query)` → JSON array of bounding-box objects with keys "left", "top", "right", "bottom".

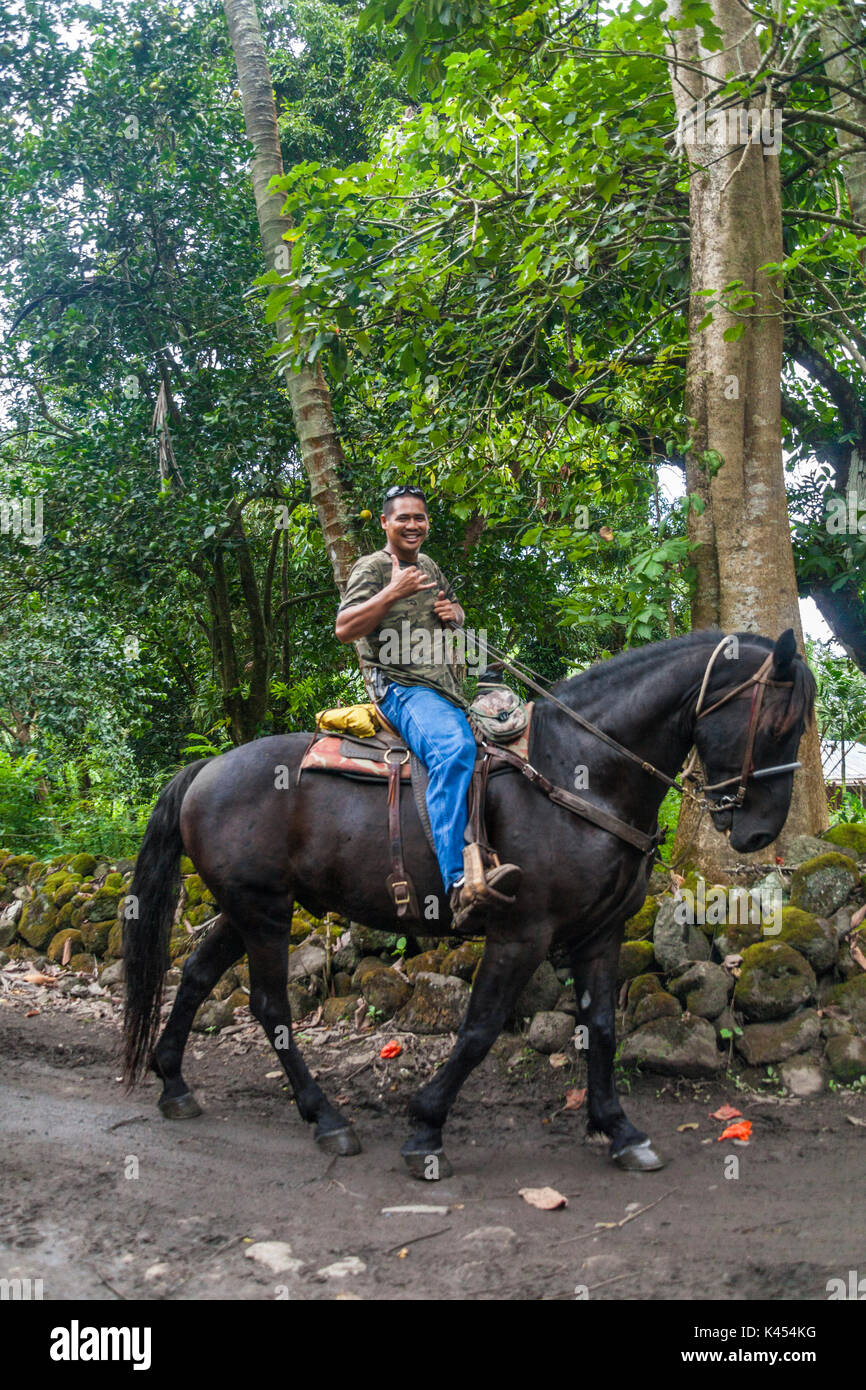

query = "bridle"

[
  {"left": 476, "top": 631, "right": 803, "bottom": 816},
  {"left": 683, "top": 636, "right": 802, "bottom": 812}
]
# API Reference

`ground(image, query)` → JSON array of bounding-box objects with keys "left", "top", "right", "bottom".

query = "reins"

[{"left": 467, "top": 633, "right": 802, "bottom": 861}]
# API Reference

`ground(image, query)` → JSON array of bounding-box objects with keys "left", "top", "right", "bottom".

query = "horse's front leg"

[
  {"left": 570, "top": 935, "right": 666, "bottom": 1171},
  {"left": 402, "top": 931, "right": 550, "bottom": 1180}
]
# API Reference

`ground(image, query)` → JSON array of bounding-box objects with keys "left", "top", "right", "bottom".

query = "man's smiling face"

[{"left": 381, "top": 499, "right": 429, "bottom": 559}]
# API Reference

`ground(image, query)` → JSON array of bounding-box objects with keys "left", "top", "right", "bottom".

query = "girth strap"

[
  {"left": 385, "top": 751, "right": 419, "bottom": 919},
  {"left": 484, "top": 741, "right": 663, "bottom": 856}
]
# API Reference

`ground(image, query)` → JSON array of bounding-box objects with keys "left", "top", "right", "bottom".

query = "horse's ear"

[{"left": 771, "top": 628, "right": 797, "bottom": 679}]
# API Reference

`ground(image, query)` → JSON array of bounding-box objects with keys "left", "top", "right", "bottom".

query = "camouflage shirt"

[{"left": 337, "top": 548, "right": 467, "bottom": 708}]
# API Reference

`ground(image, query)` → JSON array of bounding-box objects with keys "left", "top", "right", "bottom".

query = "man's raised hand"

[{"left": 387, "top": 551, "right": 436, "bottom": 599}]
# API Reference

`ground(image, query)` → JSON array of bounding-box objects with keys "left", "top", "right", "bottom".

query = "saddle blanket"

[{"left": 300, "top": 705, "right": 533, "bottom": 781}]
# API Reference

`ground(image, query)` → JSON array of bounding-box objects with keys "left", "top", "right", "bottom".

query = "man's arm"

[{"left": 335, "top": 553, "right": 436, "bottom": 643}]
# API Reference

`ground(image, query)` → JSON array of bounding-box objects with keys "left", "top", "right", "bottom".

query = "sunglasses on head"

[{"left": 383, "top": 485, "right": 427, "bottom": 503}]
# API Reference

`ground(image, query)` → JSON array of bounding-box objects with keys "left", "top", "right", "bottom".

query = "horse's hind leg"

[
  {"left": 402, "top": 932, "right": 550, "bottom": 1180},
  {"left": 245, "top": 933, "right": 361, "bottom": 1157},
  {"left": 152, "top": 912, "right": 244, "bottom": 1119},
  {"left": 570, "top": 935, "right": 666, "bottom": 1171}
]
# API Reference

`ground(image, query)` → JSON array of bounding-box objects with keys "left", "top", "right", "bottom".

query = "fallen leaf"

[
  {"left": 548, "top": 1052, "right": 569, "bottom": 1068},
  {"left": 21, "top": 972, "right": 56, "bottom": 986},
  {"left": 397, "top": 1248, "right": 408, "bottom": 1259},
  {"left": 677, "top": 1122, "right": 699, "bottom": 1132},
  {"left": 265, "top": 1070, "right": 282, "bottom": 1079},
  {"left": 718, "top": 1120, "right": 752, "bottom": 1143},
  {"left": 379, "top": 1040, "right": 402, "bottom": 1059},
  {"left": 849, "top": 940, "right": 866, "bottom": 972},
  {"left": 710, "top": 1104, "right": 742, "bottom": 1122},
  {"left": 851, "top": 904, "right": 866, "bottom": 930},
  {"left": 564, "top": 1087, "right": 586, "bottom": 1111},
  {"left": 595, "top": 1221, "right": 618, "bottom": 1229},
  {"left": 846, "top": 1115, "right": 866, "bottom": 1129},
  {"left": 381, "top": 1205, "right": 449, "bottom": 1215},
  {"left": 25, "top": 1009, "right": 38, "bottom": 1017},
  {"left": 519, "top": 1186, "right": 568, "bottom": 1211},
  {"left": 61, "top": 936, "right": 73, "bottom": 967}
]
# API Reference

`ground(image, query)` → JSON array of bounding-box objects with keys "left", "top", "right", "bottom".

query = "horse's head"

[{"left": 692, "top": 630, "right": 816, "bottom": 854}]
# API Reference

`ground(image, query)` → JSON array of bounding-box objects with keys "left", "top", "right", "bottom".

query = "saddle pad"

[{"left": 299, "top": 703, "right": 534, "bottom": 781}]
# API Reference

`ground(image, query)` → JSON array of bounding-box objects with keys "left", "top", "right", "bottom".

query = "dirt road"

[{"left": 2, "top": 995, "right": 865, "bottom": 1302}]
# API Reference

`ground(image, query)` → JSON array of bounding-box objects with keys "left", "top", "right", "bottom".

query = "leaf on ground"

[
  {"left": 25, "top": 1009, "right": 38, "bottom": 1017},
  {"left": 846, "top": 1115, "right": 866, "bottom": 1128},
  {"left": 718, "top": 1120, "right": 752, "bottom": 1143},
  {"left": 21, "top": 972, "right": 56, "bottom": 986},
  {"left": 564, "top": 1087, "right": 586, "bottom": 1111},
  {"left": 677, "top": 1122, "right": 699, "bottom": 1132},
  {"left": 61, "top": 936, "right": 73, "bottom": 966},
  {"left": 519, "top": 1186, "right": 568, "bottom": 1210},
  {"left": 850, "top": 904, "right": 866, "bottom": 930},
  {"left": 379, "top": 1040, "right": 402, "bottom": 1059},
  {"left": 265, "top": 1070, "right": 282, "bottom": 1079},
  {"left": 548, "top": 1052, "right": 569, "bottom": 1068},
  {"left": 849, "top": 939, "right": 866, "bottom": 972},
  {"left": 710, "top": 1104, "right": 742, "bottom": 1122}
]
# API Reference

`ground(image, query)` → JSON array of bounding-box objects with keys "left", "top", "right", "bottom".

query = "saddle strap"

[
  {"left": 483, "top": 741, "right": 662, "bottom": 856},
  {"left": 386, "top": 757, "right": 419, "bottom": 919}
]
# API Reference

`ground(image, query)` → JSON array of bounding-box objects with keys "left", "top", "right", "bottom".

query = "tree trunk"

[
  {"left": 820, "top": 3, "right": 866, "bottom": 231},
  {"left": 223, "top": 0, "right": 358, "bottom": 593},
  {"left": 666, "top": 0, "right": 828, "bottom": 877}
]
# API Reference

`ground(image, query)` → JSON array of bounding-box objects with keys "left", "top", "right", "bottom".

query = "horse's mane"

[{"left": 544, "top": 629, "right": 815, "bottom": 734}]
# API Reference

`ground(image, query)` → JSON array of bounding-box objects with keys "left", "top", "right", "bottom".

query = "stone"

[
  {"left": 712, "top": 922, "right": 762, "bottom": 958},
  {"left": 67, "top": 953, "right": 96, "bottom": 973},
  {"left": 789, "top": 853, "right": 860, "bottom": 917},
  {"left": 333, "top": 971, "right": 353, "bottom": 996},
  {"left": 824, "top": 1034, "right": 866, "bottom": 1084},
  {"left": 332, "top": 943, "right": 361, "bottom": 974},
  {"left": 0, "top": 898, "right": 22, "bottom": 947},
  {"left": 713, "top": 1006, "right": 739, "bottom": 1043},
  {"left": 46, "top": 929, "right": 85, "bottom": 964},
  {"left": 627, "top": 973, "right": 662, "bottom": 1006},
  {"left": 461, "top": 1226, "right": 518, "bottom": 1252},
  {"left": 193, "top": 999, "right": 235, "bottom": 1032},
  {"left": 828, "top": 908, "right": 853, "bottom": 942},
  {"left": 225, "top": 989, "right": 249, "bottom": 1013},
  {"left": 778, "top": 1058, "right": 825, "bottom": 1097},
  {"left": 359, "top": 967, "right": 411, "bottom": 1019},
  {"left": 17, "top": 894, "right": 57, "bottom": 950},
  {"left": 317, "top": 1256, "right": 366, "bottom": 1279},
  {"left": 245, "top": 1241, "right": 304, "bottom": 1276},
  {"left": 617, "top": 1015, "right": 723, "bottom": 1077},
  {"left": 749, "top": 868, "right": 789, "bottom": 901},
  {"left": 321, "top": 994, "right": 360, "bottom": 1026},
  {"left": 623, "top": 896, "right": 659, "bottom": 941},
  {"left": 287, "top": 940, "right": 327, "bottom": 983},
  {"left": 629, "top": 990, "right": 681, "bottom": 1031},
  {"left": 821, "top": 824, "right": 866, "bottom": 857},
  {"left": 66, "top": 853, "right": 97, "bottom": 878},
  {"left": 83, "top": 888, "right": 122, "bottom": 923},
  {"left": 513, "top": 960, "right": 561, "bottom": 1019},
  {"left": 349, "top": 923, "right": 399, "bottom": 955},
  {"left": 99, "top": 959, "right": 126, "bottom": 987},
  {"left": 786, "top": 834, "right": 856, "bottom": 866},
  {"left": 652, "top": 897, "right": 710, "bottom": 974},
  {"left": 79, "top": 917, "right": 114, "bottom": 956},
  {"left": 287, "top": 983, "right": 318, "bottom": 1020},
  {"left": 351, "top": 956, "right": 391, "bottom": 990},
  {"left": 668, "top": 962, "right": 732, "bottom": 1019},
  {"left": 776, "top": 908, "right": 838, "bottom": 975},
  {"left": 554, "top": 988, "right": 578, "bottom": 1017},
  {"left": 395, "top": 972, "right": 470, "bottom": 1034},
  {"left": 528, "top": 1011, "right": 575, "bottom": 1055},
  {"left": 733, "top": 942, "right": 816, "bottom": 1022},
  {"left": 440, "top": 940, "right": 484, "bottom": 980},
  {"left": 735, "top": 1010, "right": 821, "bottom": 1065},
  {"left": 824, "top": 976, "right": 866, "bottom": 1032},
  {"left": 212, "top": 968, "right": 239, "bottom": 1001},
  {"left": 617, "top": 940, "right": 655, "bottom": 983},
  {"left": 405, "top": 950, "right": 443, "bottom": 980}
]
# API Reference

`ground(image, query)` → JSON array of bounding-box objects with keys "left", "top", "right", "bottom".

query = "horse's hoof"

[
  {"left": 402, "top": 1149, "right": 453, "bottom": 1181},
  {"left": 612, "top": 1138, "right": 666, "bottom": 1171},
  {"left": 316, "top": 1126, "right": 362, "bottom": 1157},
  {"left": 158, "top": 1092, "right": 202, "bottom": 1120}
]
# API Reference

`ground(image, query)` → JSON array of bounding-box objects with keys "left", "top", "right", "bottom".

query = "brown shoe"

[{"left": 449, "top": 862, "right": 522, "bottom": 935}]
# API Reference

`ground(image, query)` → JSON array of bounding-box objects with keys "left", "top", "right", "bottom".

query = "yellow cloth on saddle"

[{"left": 315, "top": 703, "right": 382, "bottom": 738}]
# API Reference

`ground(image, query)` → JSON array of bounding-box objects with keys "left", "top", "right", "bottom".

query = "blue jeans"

[{"left": 378, "top": 682, "right": 476, "bottom": 892}]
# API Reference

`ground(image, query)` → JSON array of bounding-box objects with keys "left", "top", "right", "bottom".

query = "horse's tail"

[{"left": 122, "top": 760, "right": 209, "bottom": 1087}]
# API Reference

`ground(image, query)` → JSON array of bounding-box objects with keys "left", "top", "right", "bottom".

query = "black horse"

[{"left": 123, "top": 629, "right": 815, "bottom": 1178}]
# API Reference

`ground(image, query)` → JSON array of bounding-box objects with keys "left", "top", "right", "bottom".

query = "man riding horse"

[{"left": 334, "top": 484, "right": 522, "bottom": 932}]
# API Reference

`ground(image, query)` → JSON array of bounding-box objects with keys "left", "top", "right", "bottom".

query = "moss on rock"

[
  {"left": 440, "top": 940, "right": 484, "bottom": 980},
  {"left": 52, "top": 876, "right": 83, "bottom": 908},
  {"left": 67, "top": 853, "right": 97, "bottom": 877},
  {"left": 824, "top": 1033, "right": 866, "bottom": 1084},
  {"left": 630, "top": 990, "right": 682, "bottom": 1031},
  {"left": 106, "top": 919, "right": 124, "bottom": 958},
  {"left": 18, "top": 895, "right": 57, "bottom": 950},
  {"left": 624, "top": 896, "right": 659, "bottom": 941},
  {"left": 825, "top": 976, "right": 866, "bottom": 1032},
  {"left": 617, "top": 940, "right": 655, "bottom": 984},
  {"left": 67, "top": 952, "right": 96, "bottom": 973},
  {"left": 47, "top": 929, "right": 85, "bottom": 963},
  {"left": 776, "top": 907, "right": 838, "bottom": 975},
  {"left": 822, "top": 824, "right": 866, "bottom": 856},
  {"left": 789, "top": 852, "right": 860, "bottom": 917},
  {"left": 405, "top": 950, "right": 443, "bottom": 980},
  {"left": 733, "top": 942, "right": 816, "bottom": 1021},
  {"left": 627, "top": 973, "right": 663, "bottom": 1007}
]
